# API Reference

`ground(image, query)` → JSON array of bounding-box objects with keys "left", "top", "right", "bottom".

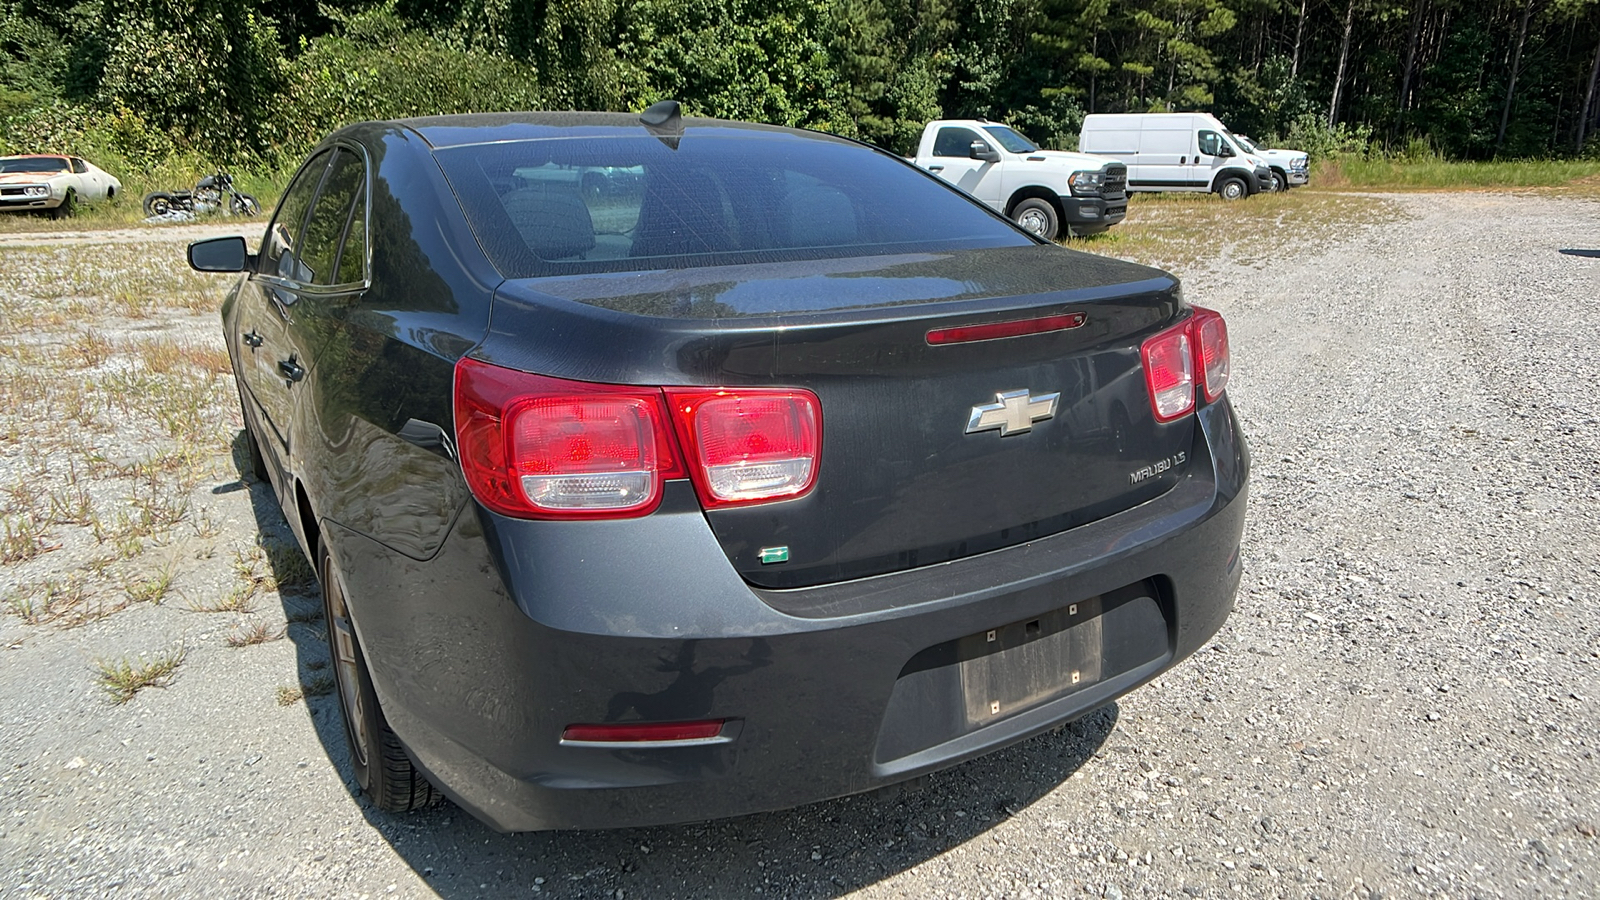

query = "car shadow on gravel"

[
  {"left": 227, "top": 430, "right": 1120, "bottom": 898},
  {"left": 367, "top": 709, "right": 1117, "bottom": 899},
  {"left": 1558, "top": 248, "right": 1600, "bottom": 257}
]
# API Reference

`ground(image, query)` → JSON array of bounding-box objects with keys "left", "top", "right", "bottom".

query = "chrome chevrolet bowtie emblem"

[{"left": 966, "top": 389, "right": 1060, "bottom": 437}]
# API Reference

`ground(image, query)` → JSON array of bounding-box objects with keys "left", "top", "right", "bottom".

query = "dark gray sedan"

[{"left": 189, "top": 103, "right": 1249, "bottom": 831}]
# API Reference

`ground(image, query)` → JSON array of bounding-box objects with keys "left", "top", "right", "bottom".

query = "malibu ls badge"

[{"left": 966, "top": 389, "right": 1060, "bottom": 437}]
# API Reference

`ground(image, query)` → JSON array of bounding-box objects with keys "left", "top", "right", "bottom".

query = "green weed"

[{"left": 94, "top": 647, "right": 185, "bottom": 704}]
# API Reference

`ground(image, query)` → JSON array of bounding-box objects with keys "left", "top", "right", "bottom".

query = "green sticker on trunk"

[{"left": 758, "top": 546, "right": 790, "bottom": 564}]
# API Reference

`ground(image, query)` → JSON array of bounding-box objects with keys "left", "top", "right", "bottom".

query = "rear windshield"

[
  {"left": 432, "top": 131, "right": 1031, "bottom": 277},
  {"left": 1, "top": 157, "right": 68, "bottom": 174}
]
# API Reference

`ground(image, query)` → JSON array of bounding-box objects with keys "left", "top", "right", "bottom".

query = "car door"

[
  {"left": 235, "top": 150, "right": 332, "bottom": 497},
  {"left": 1194, "top": 129, "right": 1230, "bottom": 188},
  {"left": 924, "top": 126, "right": 1002, "bottom": 206}
]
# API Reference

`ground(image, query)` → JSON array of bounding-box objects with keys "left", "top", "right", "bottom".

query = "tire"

[
  {"left": 142, "top": 192, "right": 173, "bottom": 217},
  {"left": 1216, "top": 177, "right": 1248, "bottom": 201},
  {"left": 231, "top": 193, "right": 261, "bottom": 216},
  {"left": 1011, "top": 197, "right": 1061, "bottom": 240},
  {"left": 319, "top": 539, "right": 438, "bottom": 812},
  {"left": 1268, "top": 171, "right": 1287, "bottom": 193},
  {"left": 49, "top": 189, "right": 75, "bottom": 220}
]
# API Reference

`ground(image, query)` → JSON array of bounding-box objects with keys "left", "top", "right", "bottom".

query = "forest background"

[{"left": 5, "top": 0, "right": 1600, "bottom": 197}]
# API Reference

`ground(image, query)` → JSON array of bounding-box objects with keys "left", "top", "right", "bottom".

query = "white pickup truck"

[{"left": 911, "top": 119, "right": 1127, "bottom": 241}]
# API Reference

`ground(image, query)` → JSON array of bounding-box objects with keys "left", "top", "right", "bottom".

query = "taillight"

[
  {"left": 1139, "top": 306, "right": 1231, "bottom": 422},
  {"left": 453, "top": 358, "right": 685, "bottom": 519},
  {"left": 1141, "top": 321, "right": 1195, "bottom": 422},
  {"left": 1192, "top": 306, "right": 1229, "bottom": 402},
  {"left": 666, "top": 389, "right": 821, "bottom": 509}
]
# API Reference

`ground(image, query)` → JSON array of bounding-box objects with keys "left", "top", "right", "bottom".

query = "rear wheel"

[
  {"left": 319, "top": 539, "right": 438, "bottom": 812},
  {"left": 1011, "top": 198, "right": 1060, "bottom": 240},
  {"left": 142, "top": 192, "right": 172, "bottom": 217},
  {"left": 1217, "top": 177, "right": 1247, "bottom": 201},
  {"left": 49, "top": 190, "right": 75, "bottom": 220}
]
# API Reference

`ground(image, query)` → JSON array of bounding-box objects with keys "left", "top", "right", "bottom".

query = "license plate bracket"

[{"left": 959, "top": 596, "right": 1105, "bottom": 725}]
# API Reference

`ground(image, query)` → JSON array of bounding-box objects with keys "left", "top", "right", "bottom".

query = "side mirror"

[
  {"left": 188, "top": 235, "right": 251, "bottom": 273},
  {"left": 969, "top": 140, "right": 1001, "bottom": 163},
  {"left": 1216, "top": 144, "right": 1235, "bottom": 158}
]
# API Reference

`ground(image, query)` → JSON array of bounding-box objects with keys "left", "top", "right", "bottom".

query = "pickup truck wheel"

[
  {"left": 1011, "top": 198, "right": 1060, "bottom": 240},
  {"left": 319, "top": 539, "right": 439, "bottom": 812},
  {"left": 1268, "top": 171, "right": 1287, "bottom": 192},
  {"left": 1217, "top": 177, "right": 1248, "bottom": 201}
]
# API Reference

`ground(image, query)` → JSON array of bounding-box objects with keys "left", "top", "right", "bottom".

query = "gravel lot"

[{"left": 1, "top": 193, "right": 1597, "bottom": 899}]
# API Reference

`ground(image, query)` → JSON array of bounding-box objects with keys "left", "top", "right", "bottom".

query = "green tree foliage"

[
  {"left": 95, "top": 0, "right": 285, "bottom": 157},
  {"left": 5, "top": 0, "right": 1600, "bottom": 174}
]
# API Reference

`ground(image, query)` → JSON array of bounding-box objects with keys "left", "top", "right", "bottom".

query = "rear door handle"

[
  {"left": 928, "top": 165, "right": 944, "bottom": 172},
  {"left": 242, "top": 329, "right": 263, "bottom": 348},
  {"left": 277, "top": 358, "right": 305, "bottom": 383}
]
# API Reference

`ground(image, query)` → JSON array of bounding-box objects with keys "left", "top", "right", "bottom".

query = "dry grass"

[
  {"left": 122, "top": 564, "right": 176, "bottom": 605},
  {"left": 93, "top": 646, "right": 185, "bottom": 704},
  {"left": 226, "top": 619, "right": 284, "bottom": 647},
  {"left": 1075, "top": 189, "right": 1405, "bottom": 272},
  {"left": 275, "top": 674, "right": 334, "bottom": 706}
]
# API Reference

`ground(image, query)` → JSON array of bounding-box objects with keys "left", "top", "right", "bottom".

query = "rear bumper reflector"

[{"left": 560, "top": 719, "right": 732, "bottom": 747}]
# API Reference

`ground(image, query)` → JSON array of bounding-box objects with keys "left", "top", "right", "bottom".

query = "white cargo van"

[{"left": 1078, "top": 113, "right": 1272, "bottom": 200}]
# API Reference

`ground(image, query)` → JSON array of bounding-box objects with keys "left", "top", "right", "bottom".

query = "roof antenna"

[{"left": 641, "top": 99, "right": 684, "bottom": 150}]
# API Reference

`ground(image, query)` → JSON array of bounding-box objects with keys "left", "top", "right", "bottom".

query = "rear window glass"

[{"left": 433, "top": 131, "right": 1029, "bottom": 277}]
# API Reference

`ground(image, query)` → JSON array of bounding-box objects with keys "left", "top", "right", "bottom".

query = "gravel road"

[{"left": 2, "top": 193, "right": 1597, "bottom": 899}]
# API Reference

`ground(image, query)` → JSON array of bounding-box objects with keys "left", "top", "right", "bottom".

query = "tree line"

[{"left": 3, "top": 0, "right": 1600, "bottom": 171}]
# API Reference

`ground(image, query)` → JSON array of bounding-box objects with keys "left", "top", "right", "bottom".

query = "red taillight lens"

[
  {"left": 666, "top": 389, "right": 821, "bottom": 509},
  {"left": 1140, "top": 307, "right": 1231, "bottom": 422},
  {"left": 560, "top": 719, "right": 728, "bottom": 744},
  {"left": 454, "top": 358, "right": 684, "bottom": 519},
  {"left": 1141, "top": 321, "right": 1195, "bottom": 422},
  {"left": 1191, "top": 306, "right": 1229, "bottom": 402}
]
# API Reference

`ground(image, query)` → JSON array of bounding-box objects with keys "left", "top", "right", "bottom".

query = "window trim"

[
  {"left": 253, "top": 141, "right": 373, "bottom": 297},
  {"left": 933, "top": 127, "right": 983, "bottom": 158}
]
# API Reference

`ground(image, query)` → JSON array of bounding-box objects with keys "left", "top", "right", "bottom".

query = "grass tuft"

[
  {"left": 226, "top": 619, "right": 284, "bottom": 647},
  {"left": 94, "top": 646, "right": 185, "bottom": 704},
  {"left": 123, "top": 564, "right": 176, "bottom": 605},
  {"left": 276, "top": 675, "right": 334, "bottom": 706}
]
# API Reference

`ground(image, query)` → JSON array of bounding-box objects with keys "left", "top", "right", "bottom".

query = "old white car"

[{"left": 0, "top": 154, "right": 122, "bottom": 219}]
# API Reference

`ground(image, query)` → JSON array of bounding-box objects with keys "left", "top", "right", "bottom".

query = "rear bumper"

[
  {"left": 1060, "top": 193, "right": 1128, "bottom": 235},
  {"left": 328, "top": 396, "right": 1250, "bottom": 832}
]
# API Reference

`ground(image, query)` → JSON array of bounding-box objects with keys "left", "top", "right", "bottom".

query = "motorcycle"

[{"left": 142, "top": 171, "right": 260, "bottom": 218}]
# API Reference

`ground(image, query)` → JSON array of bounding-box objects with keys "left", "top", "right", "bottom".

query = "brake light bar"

[
  {"left": 1140, "top": 306, "right": 1231, "bottom": 423},
  {"left": 926, "top": 312, "right": 1087, "bottom": 345}
]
